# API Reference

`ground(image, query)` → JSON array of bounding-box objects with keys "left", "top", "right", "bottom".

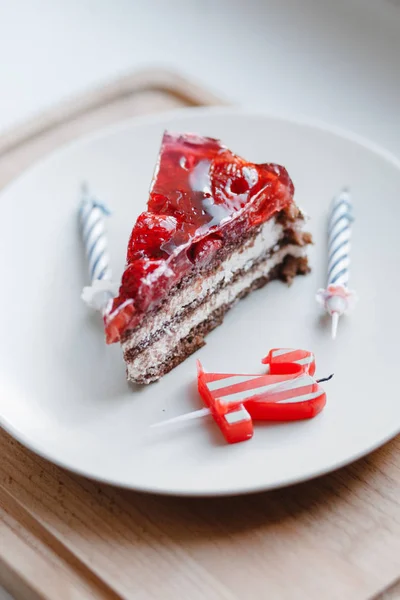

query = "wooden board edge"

[
  {"left": 0, "top": 68, "right": 228, "bottom": 158},
  {"left": 0, "top": 485, "right": 121, "bottom": 600}
]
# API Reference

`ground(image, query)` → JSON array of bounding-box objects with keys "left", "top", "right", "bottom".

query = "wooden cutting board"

[{"left": 0, "top": 68, "right": 399, "bottom": 600}]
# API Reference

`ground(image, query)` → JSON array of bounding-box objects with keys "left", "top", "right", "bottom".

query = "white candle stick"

[
  {"left": 151, "top": 407, "right": 211, "bottom": 428},
  {"left": 316, "top": 188, "right": 357, "bottom": 338},
  {"left": 78, "top": 184, "right": 118, "bottom": 313}
]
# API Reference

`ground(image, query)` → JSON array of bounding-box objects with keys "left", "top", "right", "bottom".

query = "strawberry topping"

[{"left": 105, "top": 132, "right": 295, "bottom": 342}]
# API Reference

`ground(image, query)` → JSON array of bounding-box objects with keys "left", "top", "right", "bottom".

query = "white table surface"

[
  {"left": 0, "top": 0, "right": 400, "bottom": 155},
  {"left": 0, "top": 1, "right": 399, "bottom": 598}
]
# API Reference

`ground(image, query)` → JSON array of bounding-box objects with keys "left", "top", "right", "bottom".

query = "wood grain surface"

[{"left": 0, "top": 69, "right": 399, "bottom": 600}]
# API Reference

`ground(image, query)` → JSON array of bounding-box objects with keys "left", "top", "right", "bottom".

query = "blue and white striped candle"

[
  {"left": 79, "top": 184, "right": 117, "bottom": 312},
  {"left": 327, "top": 188, "right": 352, "bottom": 288},
  {"left": 316, "top": 188, "right": 357, "bottom": 339}
]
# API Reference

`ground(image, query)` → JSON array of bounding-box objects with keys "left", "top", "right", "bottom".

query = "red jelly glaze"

[{"left": 104, "top": 132, "right": 295, "bottom": 342}]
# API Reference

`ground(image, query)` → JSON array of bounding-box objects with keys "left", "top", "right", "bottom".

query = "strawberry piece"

[
  {"left": 127, "top": 213, "right": 180, "bottom": 262},
  {"left": 120, "top": 259, "right": 174, "bottom": 312},
  {"left": 190, "top": 235, "right": 223, "bottom": 267},
  {"left": 104, "top": 299, "right": 136, "bottom": 343},
  {"left": 210, "top": 150, "right": 254, "bottom": 208}
]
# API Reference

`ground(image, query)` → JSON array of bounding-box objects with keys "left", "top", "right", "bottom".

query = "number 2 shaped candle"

[{"left": 153, "top": 348, "right": 328, "bottom": 444}]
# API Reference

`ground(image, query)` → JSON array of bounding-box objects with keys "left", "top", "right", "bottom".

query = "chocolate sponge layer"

[{"left": 125, "top": 253, "right": 309, "bottom": 384}]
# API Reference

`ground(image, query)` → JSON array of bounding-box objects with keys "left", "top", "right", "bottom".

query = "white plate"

[{"left": 1, "top": 108, "right": 399, "bottom": 496}]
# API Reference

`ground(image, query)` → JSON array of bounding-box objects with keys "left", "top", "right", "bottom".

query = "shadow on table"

[
  {"left": 2, "top": 429, "right": 398, "bottom": 559},
  {"left": 75, "top": 436, "right": 399, "bottom": 542}
]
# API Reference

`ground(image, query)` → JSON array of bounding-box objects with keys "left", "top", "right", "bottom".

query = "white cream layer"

[
  {"left": 122, "top": 218, "right": 285, "bottom": 353},
  {"left": 126, "top": 244, "right": 306, "bottom": 381}
]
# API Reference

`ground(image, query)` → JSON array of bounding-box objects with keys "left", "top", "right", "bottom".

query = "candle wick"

[{"left": 317, "top": 374, "right": 334, "bottom": 383}]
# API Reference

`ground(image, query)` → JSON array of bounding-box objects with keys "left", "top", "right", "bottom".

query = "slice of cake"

[{"left": 104, "top": 132, "right": 311, "bottom": 384}]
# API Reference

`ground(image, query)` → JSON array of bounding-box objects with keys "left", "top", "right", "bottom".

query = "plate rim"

[
  {"left": 1, "top": 105, "right": 400, "bottom": 496},
  {"left": 2, "top": 412, "right": 399, "bottom": 497}
]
